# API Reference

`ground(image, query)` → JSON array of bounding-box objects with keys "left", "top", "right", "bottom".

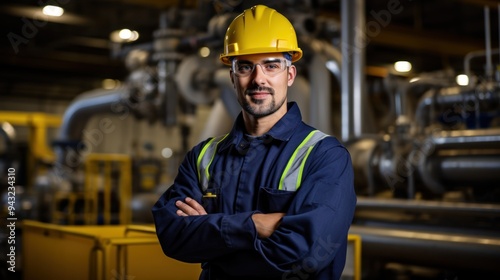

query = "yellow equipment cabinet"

[
  {"left": 22, "top": 220, "right": 361, "bottom": 280},
  {"left": 22, "top": 220, "right": 202, "bottom": 280}
]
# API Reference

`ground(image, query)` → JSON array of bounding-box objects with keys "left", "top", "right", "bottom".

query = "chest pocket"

[{"left": 196, "top": 130, "right": 328, "bottom": 211}]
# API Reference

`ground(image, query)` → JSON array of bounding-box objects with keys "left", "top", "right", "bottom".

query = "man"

[{"left": 152, "top": 5, "right": 356, "bottom": 280}]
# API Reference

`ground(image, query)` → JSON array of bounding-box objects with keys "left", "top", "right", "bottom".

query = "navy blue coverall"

[{"left": 152, "top": 102, "right": 357, "bottom": 280}]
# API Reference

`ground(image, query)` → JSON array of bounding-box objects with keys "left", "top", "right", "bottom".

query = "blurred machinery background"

[{"left": 1, "top": 0, "right": 500, "bottom": 279}]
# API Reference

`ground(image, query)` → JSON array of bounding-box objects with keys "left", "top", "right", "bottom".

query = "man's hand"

[
  {"left": 175, "top": 197, "right": 207, "bottom": 216},
  {"left": 252, "top": 212, "right": 285, "bottom": 238}
]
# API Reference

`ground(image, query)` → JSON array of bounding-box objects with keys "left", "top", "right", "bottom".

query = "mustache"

[{"left": 245, "top": 86, "right": 274, "bottom": 95}]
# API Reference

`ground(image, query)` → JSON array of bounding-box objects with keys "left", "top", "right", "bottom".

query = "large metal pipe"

[
  {"left": 341, "top": 0, "right": 366, "bottom": 142},
  {"left": 428, "top": 154, "right": 500, "bottom": 187},
  {"left": 304, "top": 38, "right": 343, "bottom": 134},
  {"left": 431, "top": 128, "right": 500, "bottom": 149},
  {"left": 402, "top": 77, "right": 454, "bottom": 123},
  {"left": 414, "top": 87, "right": 500, "bottom": 132},
  {"left": 356, "top": 197, "right": 500, "bottom": 217},
  {"left": 349, "top": 128, "right": 500, "bottom": 195},
  {"left": 464, "top": 48, "right": 500, "bottom": 82},
  {"left": 415, "top": 129, "right": 500, "bottom": 194},
  {"left": 58, "top": 88, "right": 129, "bottom": 141},
  {"left": 485, "top": 6, "right": 494, "bottom": 80},
  {"left": 349, "top": 225, "right": 500, "bottom": 273},
  {"left": 55, "top": 87, "right": 130, "bottom": 165},
  {"left": 309, "top": 53, "right": 332, "bottom": 134},
  {"left": 307, "top": 38, "right": 342, "bottom": 82},
  {"left": 213, "top": 68, "right": 241, "bottom": 120},
  {"left": 197, "top": 98, "right": 233, "bottom": 141}
]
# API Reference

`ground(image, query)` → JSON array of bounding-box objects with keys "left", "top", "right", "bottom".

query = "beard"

[{"left": 240, "top": 86, "right": 286, "bottom": 118}]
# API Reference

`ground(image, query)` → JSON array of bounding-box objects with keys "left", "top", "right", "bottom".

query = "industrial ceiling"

[{"left": 1, "top": 0, "right": 498, "bottom": 101}]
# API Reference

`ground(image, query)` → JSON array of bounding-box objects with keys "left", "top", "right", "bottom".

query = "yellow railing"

[{"left": 348, "top": 234, "right": 362, "bottom": 280}]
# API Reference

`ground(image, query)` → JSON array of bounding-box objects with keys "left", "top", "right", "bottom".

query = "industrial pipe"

[
  {"left": 349, "top": 224, "right": 500, "bottom": 273},
  {"left": 341, "top": 0, "right": 366, "bottom": 142},
  {"left": 356, "top": 197, "right": 500, "bottom": 217},
  {"left": 430, "top": 128, "right": 500, "bottom": 149},
  {"left": 427, "top": 154, "right": 500, "bottom": 188},
  {"left": 464, "top": 48, "right": 500, "bottom": 82},
  {"left": 303, "top": 38, "right": 343, "bottom": 134},
  {"left": 416, "top": 129, "right": 500, "bottom": 194},
  {"left": 414, "top": 87, "right": 500, "bottom": 133},
  {"left": 55, "top": 87, "right": 130, "bottom": 166}
]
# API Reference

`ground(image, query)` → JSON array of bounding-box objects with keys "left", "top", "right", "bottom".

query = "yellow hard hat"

[{"left": 220, "top": 5, "right": 303, "bottom": 65}]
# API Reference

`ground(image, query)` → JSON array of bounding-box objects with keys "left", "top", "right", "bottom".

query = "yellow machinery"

[
  {"left": 23, "top": 219, "right": 362, "bottom": 280},
  {"left": 22, "top": 220, "right": 203, "bottom": 280},
  {"left": 52, "top": 153, "right": 132, "bottom": 225},
  {"left": 84, "top": 153, "right": 132, "bottom": 225},
  {"left": 0, "top": 111, "right": 62, "bottom": 186}
]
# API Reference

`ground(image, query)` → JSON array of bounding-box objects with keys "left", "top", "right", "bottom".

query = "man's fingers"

[
  {"left": 176, "top": 209, "right": 187, "bottom": 216},
  {"left": 175, "top": 200, "right": 197, "bottom": 215},
  {"left": 185, "top": 197, "right": 207, "bottom": 215},
  {"left": 252, "top": 212, "right": 286, "bottom": 238},
  {"left": 175, "top": 197, "right": 207, "bottom": 216}
]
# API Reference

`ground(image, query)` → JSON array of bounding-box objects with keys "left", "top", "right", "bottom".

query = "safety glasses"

[{"left": 232, "top": 58, "right": 291, "bottom": 77}]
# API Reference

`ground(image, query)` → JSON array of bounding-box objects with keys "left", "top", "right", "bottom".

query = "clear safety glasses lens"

[{"left": 232, "top": 58, "right": 291, "bottom": 77}]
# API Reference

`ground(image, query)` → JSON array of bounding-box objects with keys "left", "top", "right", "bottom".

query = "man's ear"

[{"left": 287, "top": 65, "right": 297, "bottom": 87}]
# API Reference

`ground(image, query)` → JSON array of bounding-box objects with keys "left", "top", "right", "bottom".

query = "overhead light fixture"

[
  {"left": 102, "top": 79, "right": 121, "bottom": 89},
  {"left": 110, "top": 29, "right": 139, "bottom": 43},
  {"left": 456, "top": 74, "right": 469, "bottom": 86},
  {"left": 394, "top": 61, "right": 412, "bottom": 73},
  {"left": 42, "top": 5, "right": 64, "bottom": 17},
  {"left": 199, "top": 47, "right": 210, "bottom": 58},
  {"left": 161, "top": 147, "right": 173, "bottom": 159}
]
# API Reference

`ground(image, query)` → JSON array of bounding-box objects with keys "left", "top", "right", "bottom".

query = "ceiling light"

[
  {"left": 199, "top": 47, "right": 210, "bottom": 58},
  {"left": 42, "top": 5, "right": 64, "bottom": 17},
  {"left": 119, "top": 29, "right": 133, "bottom": 40},
  {"left": 456, "top": 74, "right": 469, "bottom": 86},
  {"left": 394, "top": 61, "right": 412, "bottom": 73},
  {"left": 110, "top": 29, "right": 139, "bottom": 43},
  {"left": 102, "top": 79, "right": 121, "bottom": 89},
  {"left": 161, "top": 147, "right": 173, "bottom": 159}
]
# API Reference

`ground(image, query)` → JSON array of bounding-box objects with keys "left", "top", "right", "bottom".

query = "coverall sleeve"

[{"left": 152, "top": 143, "right": 259, "bottom": 263}]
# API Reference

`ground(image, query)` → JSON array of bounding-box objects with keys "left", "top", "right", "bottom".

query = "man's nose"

[{"left": 252, "top": 64, "right": 267, "bottom": 83}]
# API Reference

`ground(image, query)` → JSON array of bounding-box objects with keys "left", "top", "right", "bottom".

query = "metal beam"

[{"left": 369, "top": 26, "right": 485, "bottom": 57}]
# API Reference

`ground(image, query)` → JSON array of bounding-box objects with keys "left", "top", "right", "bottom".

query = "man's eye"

[
  {"left": 264, "top": 63, "right": 280, "bottom": 70},
  {"left": 238, "top": 64, "right": 253, "bottom": 72}
]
